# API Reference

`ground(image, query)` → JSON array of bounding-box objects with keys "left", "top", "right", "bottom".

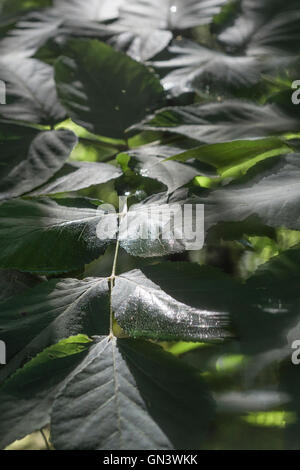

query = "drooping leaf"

[
  {"left": 166, "top": 137, "right": 292, "bottom": 179},
  {"left": 0, "top": 197, "right": 109, "bottom": 273},
  {"left": 0, "top": 277, "right": 109, "bottom": 381},
  {"left": 0, "top": 124, "right": 77, "bottom": 200},
  {"left": 0, "top": 335, "right": 93, "bottom": 449},
  {"left": 29, "top": 161, "right": 122, "bottom": 196},
  {"left": 135, "top": 100, "right": 300, "bottom": 143},
  {"left": 118, "top": 0, "right": 227, "bottom": 31},
  {"left": 112, "top": 265, "right": 232, "bottom": 342},
  {"left": 51, "top": 336, "right": 215, "bottom": 450},
  {"left": 54, "top": 39, "right": 166, "bottom": 138},
  {"left": 0, "top": 53, "right": 66, "bottom": 125}
]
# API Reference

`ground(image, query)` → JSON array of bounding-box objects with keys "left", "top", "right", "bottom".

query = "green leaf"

[
  {"left": 247, "top": 243, "right": 300, "bottom": 287},
  {"left": 112, "top": 265, "right": 232, "bottom": 342},
  {"left": 0, "top": 269, "right": 41, "bottom": 302},
  {"left": 29, "top": 161, "right": 122, "bottom": 196},
  {"left": 0, "top": 277, "right": 109, "bottom": 380},
  {"left": 0, "top": 335, "right": 92, "bottom": 449},
  {"left": 55, "top": 39, "right": 166, "bottom": 139},
  {"left": 205, "top": 154, "right": 300, "bottom": 233},
  {"left": 0, "top": 197, "right": 108, "bottom": 273},
  {"left": 0, "top": 124, "right": 77, "bottom": 200},
  {"left": 166, "top": 137, "right": 292, "bottom": 179},
  {"left": 135, "top": 100, "right": 300, "bottom": 143},
  {"left": 1, "top": 0, "right": 51, "bottom": 15},
  {"left": 51, "top": 336, "right": 215, "bottom": 450}
]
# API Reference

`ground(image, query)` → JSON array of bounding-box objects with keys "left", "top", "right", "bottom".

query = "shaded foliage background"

[{"left": 1, "top": 0, "right": 300, "bottom": 450}]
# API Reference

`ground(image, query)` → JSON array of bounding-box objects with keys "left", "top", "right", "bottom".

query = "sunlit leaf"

[
  {"left": 119, "top": 0, "right": 226, "bottom": 31},
  {"left": 166, "top": 137, "right": 292, "bottom": 179},
  {"left": 113, "top": 266, "right": 232, "bottom": 342},
  {"left": 29, "top": 161, "right": 122, "bottom": 196},
  {"left": 152, "top": 38, "right": 262, "bottom": 96},
  {"left": 0, "top": 53, "right": 66, "bottom": 125}
]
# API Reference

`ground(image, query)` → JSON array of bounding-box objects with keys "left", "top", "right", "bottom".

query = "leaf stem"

[
  {"left": 109, "top": 197, "right": 127, "bottom": 337},
  {"left": 111, "top": 238, "right": 120, "bottom": 279},
  {"left": 79, "top": 137, "right": 127, "bottom": 152},
  {"left": 109, "top": 238, "right": 120, "bottom": 338},
  {"left": 40, "top": 429, "right": 50, "bottom": 450}
]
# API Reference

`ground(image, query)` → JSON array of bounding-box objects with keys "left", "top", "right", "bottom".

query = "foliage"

[{"left": 0, "top": 0, "right": 300, "bottom": 450}]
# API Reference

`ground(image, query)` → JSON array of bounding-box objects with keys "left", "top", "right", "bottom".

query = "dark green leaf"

[
  {"left": 0, "top": 124, "right": 77, "bottom": 200},
  {"left": 55, "top": 39, "right": 166, "bottom": 138},
  {"left": 0, "top": 197, "right": 108, "bottom": 273},
  {"left": 205, "top": 154, "right": 300, "bottom": 232},
  {"left": 0, "top": 335, "right": 92, "bottom": 449},
  {"left": 1, "top": 0, "right": 52, "bottom": 16},
  {"left": 0, "top": 269, "right": 41, "bottom": 302},
  {"left": 0, "top": 277, "right": 109, "bottom": 380},
  {"left": 51, "top": 336, "right": 215, "bottom": 450}
]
